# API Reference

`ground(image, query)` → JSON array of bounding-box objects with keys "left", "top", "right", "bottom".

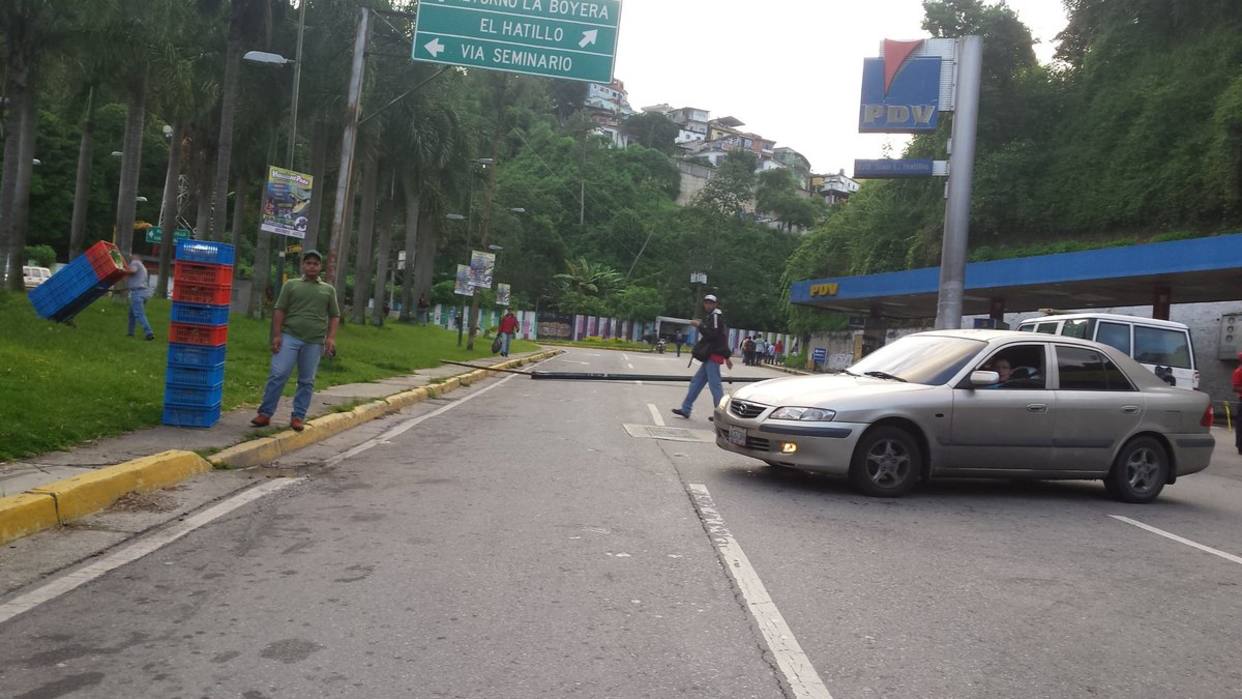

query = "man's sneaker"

[
  {"left": 671, "top": 408, "right": 690, "bottom": 419},
  {"left": 145, "top": 334, "right": 155, "bottom": 341},
  {"left": 290, "top": 417, "right": 305, "bottom": 432},
  {"left": 250, "top": 414, "right": 271, "bottom": 427}
]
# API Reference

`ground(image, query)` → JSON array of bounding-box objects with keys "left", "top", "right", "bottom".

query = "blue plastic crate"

[
  {"left": 167, "top": 343, "right": 228, "bottom": 367},
  {"left": 49, "top": 283, "right": 111, "bottom": 322},
  {"left": 162, "top": 402, "right": 222, "bottom": 429},
  {"left": 164, "top": 381, "right": 224, "bottom": 408},
  {"left": 28, "top": 282, "right": 62, "bottom": 318},
  {"left": 171, "top": 301, "right": 230, "bottom": 326},
  {"left": 176, "top": 240, "right": 235, "bottom": 266},
  {"left": 165, "top": 361, "right": 225, "bottom": 386},
  {"left": 54, "top": 256, "right": 103, "bottom": 296}
]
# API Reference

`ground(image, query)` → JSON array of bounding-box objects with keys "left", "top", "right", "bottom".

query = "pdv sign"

[{"left": 859, "top": 40, "right": 941, "bottom": 133}]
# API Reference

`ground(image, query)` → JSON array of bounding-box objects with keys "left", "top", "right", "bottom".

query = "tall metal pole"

[
  {"left": 325, "top": 7, "right": 370, "bottom": 298},
  {"left": 278, "top": 0, "right": 308, "bottom": 284},
  {"left": 287, "top": 0, "right": 306, "bottom": 169},
  {"left": 934, "top": 35, "right": 983, "bottom": 330}
]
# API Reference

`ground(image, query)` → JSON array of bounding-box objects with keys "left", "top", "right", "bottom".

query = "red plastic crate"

[
  {"left": 85, "top": 240, "right": 126, "bottom": 280},
  {"left": 174, "top": 261, "right": 234, "bottom": 286},
  {"left": 172, "top": 281, "right": 232, "bottom": 306},
  {"left": 169, "top": 321, "right": 228, "bottom": 346}
]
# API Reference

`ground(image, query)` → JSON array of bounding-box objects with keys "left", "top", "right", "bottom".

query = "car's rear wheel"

[
  {"left": 849, "top": 426, "right": 922, "bottom": 497},
  {"left": 1105, "top": 436, "right": 1169, "bottom": 503}
]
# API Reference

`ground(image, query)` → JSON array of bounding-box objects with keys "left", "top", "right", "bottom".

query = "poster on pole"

[
  {"left": 496, "top": 283, "right": 511, "bottom": 306},
  {"left": 260, "top": 166, "right": 314, "bottom": 239},
  {"left": 454, "top": 264, "right": 474, "bottom": 296},
  {"left": 469, "top": 250, "right": 495, "bottom": 289}
]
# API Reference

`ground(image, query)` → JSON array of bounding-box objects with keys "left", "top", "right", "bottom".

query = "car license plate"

[{"left": 728, "top": 426, "right": 747, "bottom": 447}]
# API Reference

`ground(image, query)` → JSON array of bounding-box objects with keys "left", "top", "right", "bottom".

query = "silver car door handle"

[
  {"left": 1026, "top": 403, "right": 1048, "bottom": 413},
  {"left": 1121, "top": 405, "right": 1140, "bottom": 414}
]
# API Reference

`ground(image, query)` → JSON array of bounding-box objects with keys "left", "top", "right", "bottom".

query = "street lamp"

[{"left": 242, "top": 51, "right": 295, "bottom": 66}]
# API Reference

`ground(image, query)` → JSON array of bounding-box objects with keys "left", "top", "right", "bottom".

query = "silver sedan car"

[{"left": 714, "top": 330, "right": 1216, "bottom": 502}]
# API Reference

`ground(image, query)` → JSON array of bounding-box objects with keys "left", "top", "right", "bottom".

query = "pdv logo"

[{"left": 858, "top": 39, "right": 941, "bottom": 133}]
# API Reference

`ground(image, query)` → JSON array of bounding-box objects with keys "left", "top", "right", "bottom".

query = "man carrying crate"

[
  {"left": 251, "top": 250, "right": 340, "bottom": 432},
  {"left": 123, "top": 255, "right": 155, "bottom": 340}
]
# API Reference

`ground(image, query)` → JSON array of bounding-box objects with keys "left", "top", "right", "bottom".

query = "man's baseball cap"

[
  {"left": 301, "top": 249, "right": 323, "bottom": 261},
  {"left": 703, "top": 294, "right": 718, "bottom": 303}
]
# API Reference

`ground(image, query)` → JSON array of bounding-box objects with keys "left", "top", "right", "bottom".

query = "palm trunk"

[
  {"left": 69, "top": 86, "right": 96, "bottom": 260},
  {"left": 208, "top": 19, "right": 243, "bottom": 241},
  {"left": 306, "top": 116, "right": 329, "bottom": 250},
  {"left": 230, "top": 172, "right": 247, "bottom": 306},
  {"left": 414, "top": 207, "right": 436, "bottom": 309},
  {"left": 370, "top": 173, "right": 395, "bottom": 327},
  {"left": 114, "top": 69, "right": 147, "bottom": 257},
  {"left": 399, "top": 172, "right": 420, "bottom": 322},
  {"left": 0, "top": 45, "right": 26, "bottom": 287},
  {"left": 194, "top": 148, "right": 212, "bottom": 237},
  {"left": 351, "top": 155, "right": 379, "bottom": 324},
  {"left": 466, "top": 120, "right": 503, "bottom": 349},
  {"left": 6, "top": 75, "right": 37, "bottom": 291},
  {"left": 333, "top": 171, "right": 358, "bottom": 314},
  {"left": 249, "top": 226, "right": 272, "bottom": 319},
  {"left": 155, "top": 122, "right": 184, "bottom": 298}
]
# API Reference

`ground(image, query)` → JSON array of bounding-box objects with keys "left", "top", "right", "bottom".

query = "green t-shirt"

[{"left": 275, "top": 278, "right": 340, "bottom": 343}]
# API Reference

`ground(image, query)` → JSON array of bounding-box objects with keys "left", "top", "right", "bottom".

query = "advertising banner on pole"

[
  {"left": 260, "top": 166, "right": 314, "bottom": 239},
  {"left": 469, "top": 250, "right": 496, "bottom": 289},
  {"left": 454, "top": 264, "right": 474, "bottom": 296},
  {"left": 496, "top": 283, "right": 511, "bottom": 306}
]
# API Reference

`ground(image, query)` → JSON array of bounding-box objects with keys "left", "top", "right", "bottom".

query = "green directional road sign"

[
  {"left": 412, "top": 0, "right": 622, "bottom": 83},
  {"left": 145, "top": 227, "right": 192, "bottom": 244}
]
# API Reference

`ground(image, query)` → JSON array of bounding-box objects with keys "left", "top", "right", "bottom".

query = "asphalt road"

[{"left": 2, "top": 348, "right": 1241, "bottom": 698}]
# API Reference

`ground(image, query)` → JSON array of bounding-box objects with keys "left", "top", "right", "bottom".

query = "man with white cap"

[{"left": 672, "top": 293, "right": 732, "bottom": 419}]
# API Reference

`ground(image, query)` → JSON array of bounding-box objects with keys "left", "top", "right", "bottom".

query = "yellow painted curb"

[
  {"left": 26, "top": 450, "right": 213, "bottom": 525},
  {"left": 0, "top": 493, "right": 59, "bottom": 546},
  {"left": 207, "top": 350, "right": 560, "bottom": 469}
]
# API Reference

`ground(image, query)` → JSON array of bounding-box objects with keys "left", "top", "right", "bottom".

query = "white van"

[{"left": 1016, "top": 313, "right": 1199, "bottom": 390}]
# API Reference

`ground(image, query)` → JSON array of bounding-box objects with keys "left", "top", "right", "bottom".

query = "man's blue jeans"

[
  {"left": 259, "top": 333, "right": 324, "bottom": 419},
  {"left": 680, "top": 360, "right": 723, "bottom": 416},
  {"left": 499, "top": 332, "right": 512, "bottom": 356},
  {"left": 128, "top": 294, "right": 153, "bottom": 337}
]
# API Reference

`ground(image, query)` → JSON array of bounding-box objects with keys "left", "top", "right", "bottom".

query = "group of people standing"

[{"left": 739, "top": 335, "right": 783, "bottom": 366}]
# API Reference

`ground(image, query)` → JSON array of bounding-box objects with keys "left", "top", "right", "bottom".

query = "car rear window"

[
  {"left": 1035, "top": 322, "right": 1058, "bottom": 334},
  {"left": 1061, "top": 318, "right": 1095, "bottom": 339},
  {"left": 1056, "top": 346, "right": 1134, "bottom": 391},
  {"left": 1134, "top": 326, "right": 1192, "bottom": 369}
]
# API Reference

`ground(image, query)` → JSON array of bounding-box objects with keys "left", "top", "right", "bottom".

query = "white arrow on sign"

[
  {"left": 425, "top": 37, "right": 446, "bottom": 58},
  {"left": 579, "top": 29, "right": 598, "bottom": 48}
]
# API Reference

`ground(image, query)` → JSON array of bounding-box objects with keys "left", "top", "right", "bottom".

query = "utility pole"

[
  {"left": 325, "top": 7, "right": 370, "bottom": 305},
  {"left": 934, "top": 35, "right": 982, "bottom": 330}
]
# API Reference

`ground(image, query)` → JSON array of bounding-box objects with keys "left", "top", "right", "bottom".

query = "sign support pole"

[{"left": 934, "top": 35, "right": 982, "bottom": 329}]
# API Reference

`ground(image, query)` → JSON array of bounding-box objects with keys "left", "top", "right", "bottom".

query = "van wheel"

[
  {"left": 1105, "top": 436, "right": 1169, "bottom": 503},
  {"left": 849, "top": 426, "right": 922, "bottom": 497}
]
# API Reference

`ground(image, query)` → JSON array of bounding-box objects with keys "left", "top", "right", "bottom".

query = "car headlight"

[
  {"left": 718, "top": 394, "right": 731, "bottom": 411},
  {"left": 769, "top": 407, "right": 836, "bottom": 422}
]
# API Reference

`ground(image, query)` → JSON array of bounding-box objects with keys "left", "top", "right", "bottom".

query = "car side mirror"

[{"left": 969, "top": 370, "right": 1000, "bottom": 387}]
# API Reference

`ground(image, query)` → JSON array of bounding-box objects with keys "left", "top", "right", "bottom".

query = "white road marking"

[
  {"left": 1109, "top": 515, "right": 1242, "bottom": 566},
  {"left": 687, "top": 484, "right": 833, "bottom": 699},
  {"left": 0, "top": 478, "right": 302, "bottom": 626},
  {"left": 627, "top": 363, "right": 635, "bottom": 369},
  {"left": 647, "top": 403, "right": 665, "bottom": 426},
  {"left": 324, "top": 372, "right": 521, "bottom": 467},
  {"left": 621, "top": 353, "right": 630, "bottom": 361}
]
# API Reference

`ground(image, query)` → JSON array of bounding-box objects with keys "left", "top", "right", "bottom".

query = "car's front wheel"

[
  {"left": 1105, "top": 436, "right": 1169, "bottom": 503},
  {"left": 849, "top": 426, "right": 922, "bottom": 497}
]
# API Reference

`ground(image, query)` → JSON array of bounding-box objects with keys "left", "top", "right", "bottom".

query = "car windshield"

[{"left": 846, "top": 335, "right": 986, "bottom": 385}]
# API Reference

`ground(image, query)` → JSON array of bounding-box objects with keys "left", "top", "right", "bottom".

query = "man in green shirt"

[{"left": 251, "top": 250, "right": 340, "bottom": 432}]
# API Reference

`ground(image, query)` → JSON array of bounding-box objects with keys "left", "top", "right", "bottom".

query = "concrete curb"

[
  {"left": 0, "top": 351, "right": 560, "bottom": 546},
  {"left": 0, "top": 450, "right": 213, "bottom": 546},
  {"left": 208, "top": 350, "right": 561, "bottom": 469}
]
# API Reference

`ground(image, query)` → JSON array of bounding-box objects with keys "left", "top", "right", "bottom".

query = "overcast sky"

[{"left": 612, "top": 0, "right": 1068, "bottom": 175}]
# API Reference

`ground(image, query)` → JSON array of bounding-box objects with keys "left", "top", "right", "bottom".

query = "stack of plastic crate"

[
  {"left": 29, "top": 241, "right": 128, "bottom": 322},
  {"left": 163, "top": 240, "right": 235, "bottom": 428}
]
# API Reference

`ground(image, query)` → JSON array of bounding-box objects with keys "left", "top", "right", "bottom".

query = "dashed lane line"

[
  {"left": 1109, "top": 515, "right": 1242, "bottom": 566},
  {"left": 647, "top": 403, "right": 665, "bottom": 426},
  {"left": 687, "top": 483, "right": 833, "bottom": 699}
]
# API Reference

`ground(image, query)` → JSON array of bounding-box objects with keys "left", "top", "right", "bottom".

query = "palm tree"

[
  {"left": 205, "top": 0, "right": 279, "bottom": 241},
  {"left": 554, "top": 257, "right": 625, "bottom": 297}
]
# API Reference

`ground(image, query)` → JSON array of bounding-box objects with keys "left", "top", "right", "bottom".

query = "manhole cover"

[{"left": 622, "top": 424, "right": 716, "bottom": 443}]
